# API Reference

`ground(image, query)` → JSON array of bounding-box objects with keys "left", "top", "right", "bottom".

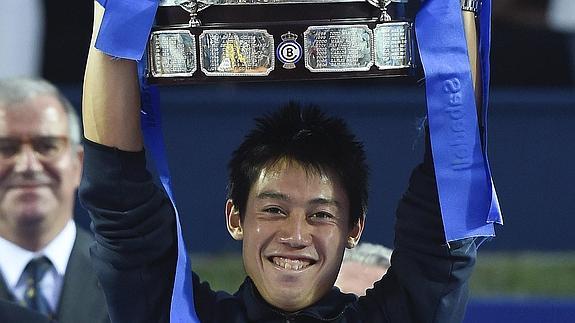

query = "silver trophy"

[
  {"left": 199, "top": 30, "right": 274, "bottom": 76},
  {"left": 148, "top": 0, "right": 415, "bottom": 82},
  {"left": 304, "top": 25, "right": 374, "bottom": 73}
]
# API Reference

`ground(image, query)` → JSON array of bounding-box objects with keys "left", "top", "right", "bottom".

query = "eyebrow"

[
  {"left": 256, "top": 191, "right": 289, "bottom": 201},
  {"left": 309, "top": 197, "right": 341, "bottom": 209},
  {"left": 256, "top": 191, "right": 341, "bottom": 208}
]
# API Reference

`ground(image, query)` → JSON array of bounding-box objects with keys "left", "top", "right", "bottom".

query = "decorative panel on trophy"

[{"left": 147, "top": 0, "right": 418, "bottom": 83}]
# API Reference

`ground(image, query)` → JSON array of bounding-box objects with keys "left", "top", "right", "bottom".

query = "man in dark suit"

[
  {"left": 0, "top": 78, "right": 109, "bottom": 323},
  {"left": 0, "top": 299, "right": 52, "bottom": 323}
]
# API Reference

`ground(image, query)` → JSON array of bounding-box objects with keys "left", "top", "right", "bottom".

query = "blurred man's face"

[
  {"left": 335, "top": 261, "right": 389, "bottom": 296},
  {"left": 0, "top": 95, "right": 82, "bottom": 246},
  {"left": 226, "top": 160, "right": 363, "bottom": 312}
]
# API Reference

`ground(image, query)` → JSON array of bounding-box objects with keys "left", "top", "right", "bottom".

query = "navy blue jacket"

[{"left": 79, "top": 135, "right": 476, "bottom": 323}]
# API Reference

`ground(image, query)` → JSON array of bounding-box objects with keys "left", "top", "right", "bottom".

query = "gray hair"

[
  {"left": 343, "top": 242, "right": 392, "bottom": 268},
  {"left": 0, "top": 78, "right": 81, "bottom": 145}
]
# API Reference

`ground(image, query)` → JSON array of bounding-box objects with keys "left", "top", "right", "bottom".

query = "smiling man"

[
  {"left": 224, "top": 114, "right": 366, "bottom": 313},
  {"left": 79, "top": 2, "right": 479, "bottom": 323},
  {"left": 0, "top": 78, "right": 109, "bottom": 322}
]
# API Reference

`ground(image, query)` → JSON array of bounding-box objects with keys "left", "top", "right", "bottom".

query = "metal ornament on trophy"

[{"left": 147, "top": 0, "right": 417, "bottom": 83}]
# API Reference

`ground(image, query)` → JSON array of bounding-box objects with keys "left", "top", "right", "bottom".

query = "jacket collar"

[{"left": 236, "top": 277, "right": 356, "bottom": 321}]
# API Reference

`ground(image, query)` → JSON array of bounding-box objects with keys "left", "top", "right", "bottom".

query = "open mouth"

[{"left": 269, "top": 256, "right": 315, "bottom": 271}]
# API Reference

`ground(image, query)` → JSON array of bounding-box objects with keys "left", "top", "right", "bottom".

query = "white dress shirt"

[{"left": 0, "top": 220, "right": 76, "bottom": 312}]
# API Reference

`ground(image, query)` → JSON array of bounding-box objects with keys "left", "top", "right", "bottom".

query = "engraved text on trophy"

[
  {"left": 199, "top": 30, "right": 275, "bottom": 76},
  {"left": 304, "top": 25, "right": 373, "bottom": 72}
]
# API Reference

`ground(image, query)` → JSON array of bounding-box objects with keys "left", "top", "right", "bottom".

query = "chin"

[
  {"left": 15, "top": 208, "right": 47, "bottom": 226},
  {"left": 264, "top": 284, "right": 319, "bottom": 312}
]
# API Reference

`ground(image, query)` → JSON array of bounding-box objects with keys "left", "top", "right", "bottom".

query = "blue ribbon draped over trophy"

[{"left": 92, "top": 0, "right": 503, "bottom": 320}]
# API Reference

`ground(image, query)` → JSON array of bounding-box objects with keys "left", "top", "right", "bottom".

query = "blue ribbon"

[
  {"left": 95, "top": 0, "right": 160, "bottom": 60},
  {"left": 138, "top": 54, "right": 200, "bottom": 322},
  {"left": 479, "top": 0, "right": 504, "bottom": 225},
  {"left": 415, "top": 0, "right": 503, "bottom": 242}
]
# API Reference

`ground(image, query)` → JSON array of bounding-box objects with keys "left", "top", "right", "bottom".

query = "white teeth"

[{"left": 271, "top": 257, "right": 311, "bottom": 270}]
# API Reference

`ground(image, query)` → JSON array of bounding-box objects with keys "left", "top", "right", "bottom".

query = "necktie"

[{"left": 22, "top": 256, "right": 53, "bottom": 317}]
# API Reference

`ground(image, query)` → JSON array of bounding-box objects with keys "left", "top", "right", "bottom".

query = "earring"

[
  {"left": 347, "top": 238, "right": 356, "bottom": 249},
  {"left": 234, "top": 227, "right": 243, "bottom": 239}
]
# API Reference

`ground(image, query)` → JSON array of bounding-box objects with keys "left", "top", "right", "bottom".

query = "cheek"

[
  {"left": 41, "top": 160, "right": 64, "bottom": 179},
  {"left": 49, "top": 158, "right": 80, "bottom": 185},
  {"left": 244, "top": 221, "right": 273, "bottom": 248},
  {"left": 318, "top": 225, "right": 347, "bottom": 249},
  {"left": 242, "top": 225, "right": 269, "bottom": 273},
  {"left": 0, "top": 165, "right": 11, "bottom": 183},
  {"left": 310, "top": 228, "right": 344, "bottom": 267},
  {"left": 0, "top": 166, "right": 16, "bottom": 198}
]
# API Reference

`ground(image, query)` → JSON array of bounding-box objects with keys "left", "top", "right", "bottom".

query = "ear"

[
  {"left": 346, "top": 215, "right": 365, "bottom": 249},
  {"left": 225, "top": 199, "right": 243, "bottom": 240}
]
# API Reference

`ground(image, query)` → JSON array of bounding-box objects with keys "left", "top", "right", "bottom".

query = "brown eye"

[
  {"left": 263, "top": 207, "right": 286, "bottom": 215},
  {"left": 314, "top": 212, "right": 331, "bottom": 218},
  {"left": 32, "top": 137, "right": 66, "bottom": 158},
  {"left": 0, "top": 139, "right": 20, "bottom": 159},
  {"left": 309, "top": 212, "right": 335, "bottom": 221}
]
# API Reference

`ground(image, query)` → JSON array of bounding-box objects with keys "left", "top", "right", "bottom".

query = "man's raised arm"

[
  {"left": 80, "top": 4, "right": 178, "bottom": 323},
  {"left": 463, "top": 10, "right": 483, "bottom": 111},
  {"left": 83, "top": 1, "right": 143, "bottom": 151}
]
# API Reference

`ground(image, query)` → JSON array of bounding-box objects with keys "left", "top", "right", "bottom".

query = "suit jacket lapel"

[
  {"left": 0, "top": 274, "right": 15, "bottom": 302},
  {"left": 56, "top": 226, "right": 110, "bottom": 323}
]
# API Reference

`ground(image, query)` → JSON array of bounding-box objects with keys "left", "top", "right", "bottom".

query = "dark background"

[{"left": 62, "top": 81, "right": 575, "bottom": 253}]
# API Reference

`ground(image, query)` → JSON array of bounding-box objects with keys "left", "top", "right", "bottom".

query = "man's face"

[
  {"left": 0, "top": 95, "right": 82, "bottom": 243},
  {"left": 226, "top": 160, "right": 363, "bottom": 312}
]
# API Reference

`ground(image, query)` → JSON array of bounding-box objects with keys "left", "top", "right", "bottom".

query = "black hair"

[{"left": 227, "top": 102, "right": 368, "bottom": 226}]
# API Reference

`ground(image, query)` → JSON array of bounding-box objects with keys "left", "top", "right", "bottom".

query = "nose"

[
  {"left": 13, "top": 144, "right": 43, "bottom": 172},
  {"left": 278, "top": 211, "right": 312, "bottom": 248}
]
